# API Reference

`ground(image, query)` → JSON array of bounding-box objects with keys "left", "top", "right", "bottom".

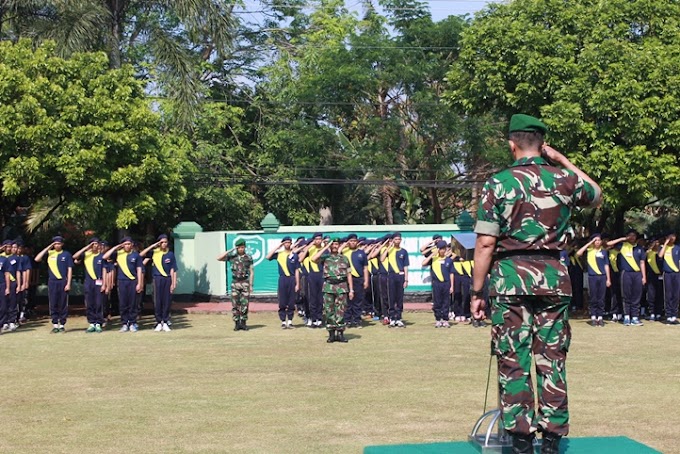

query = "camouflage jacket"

[
  {"left": 319, "top": 253, "right": 350, "bottom": 293},
  {"left": 226, "top": 251, "right": 253, "bottom": 280},
  {"left": 475, "top": 156, "right": 600, "bottom": 296}
]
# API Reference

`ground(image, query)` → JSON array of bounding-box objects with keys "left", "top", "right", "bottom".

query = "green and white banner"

[{"left": 224, "top": 231, "right": 476, "bottom": 294}]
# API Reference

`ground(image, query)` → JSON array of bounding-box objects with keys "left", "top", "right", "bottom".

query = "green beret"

[
  {"left": 235, "top": 239, "right": 246, "bottom": 247},
  {"left": 330, "top": 237, "right": 341, "bottom": 243},
  {"left": 509, "top": 114, "right": 547, "bottom": 134}
]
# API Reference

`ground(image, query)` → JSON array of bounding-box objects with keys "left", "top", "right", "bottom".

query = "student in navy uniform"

[
  {"left": 300, "top": 233, "right": 325, "bottom": 328},
  {"left": 422, "top": 240, "right": 454, "bottom": 327},
  {"left": 566, "top": 240, "right": 585, "bottom": 311},
  {"left": 73, "top": 238, "right": 106, "bottom": 333},
  {"left": 2, "top": 240, "right": 22, "bottom": 331},
  {"left": 293, "top": 237, "right": 308, "bottom": 320},
  {"left": 645, "top": 237, "right": 664, "bottom": 321},
  {"left": 609, "top": 230, "right": 646, "bottom": 326},
  {"left": 658, "top": 232, "right": 680, "bottom": 325},
  {"left": 364, "top": 240, "right": 381, "bottom": 320},
  {"left": 368, "top": 236, "right": 391, "bottom": 325},
  {"left": 604, "top": 237, "right": 623, "bottom": 321},
  {"left": 576, "top": 234, "right": 610, "bottom": 326},
  {"left": 100, "top": 241, "right": 116, "bottom": 327},
  {"left": 0, "top": 252, "right": 10, "bottom": 331},
  {"left": 16, "top": 241, "right": 32, "bottom": 324},
  {"left": 266, "top": 236, "right": 301, "bottom": 329},
  {"left": 381, "top": 232, "right": 410, "bottom": 328},
  {"left": 140, "top": 235, "right": 177, "bottom": 332},
  {"left": 341, "top": 234, "right": 369, "bottom": 328},
  {"left": 35, "top": 236, "right": 73, "bottom": 333},
  {"left": 103, "top": 237, "right": 143, "bottom": 332}
]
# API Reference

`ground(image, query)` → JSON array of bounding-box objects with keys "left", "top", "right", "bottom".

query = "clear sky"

[{"left": 234, "top": 0, "right": 496, "bottom": 26}]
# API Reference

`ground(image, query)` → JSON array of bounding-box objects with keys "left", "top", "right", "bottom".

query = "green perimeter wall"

[{"left": 175, "top": 222, "right": 475, "bottom": 298}]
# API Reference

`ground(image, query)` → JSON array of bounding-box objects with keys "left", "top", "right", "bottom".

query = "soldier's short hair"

[{"left": 509, "top": 131, "right": 543, "bottom": 151}]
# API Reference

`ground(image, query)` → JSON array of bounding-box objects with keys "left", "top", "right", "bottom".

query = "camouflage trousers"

[
  {"left": 323, "top": 291, "right": 347, "bottom": 330},
  {"left": 231, "top": 281, "right": 250, "bottom": 321},
  {"left": 490, "top": 295, "right": 571, "bottom": 436}
]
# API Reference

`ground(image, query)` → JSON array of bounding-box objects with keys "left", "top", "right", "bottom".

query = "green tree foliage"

[
  {"left": 252, "top": 0, "right": 504, "bottom": 225},
  {"left": 1, "top": 0, "right": 236, "bottom": 129},
  {"left": 0, "top": 40, "right": 190, "bottom": 238},
  {"left": 447, "top": 0, "right": 680, "bottom": 230}
]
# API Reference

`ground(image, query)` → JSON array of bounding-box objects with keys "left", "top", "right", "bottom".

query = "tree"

[
  {"left": 447, "top": 0, "right": 680, "bottom": 232},
  {"left": 0, "top": 40, "right": 190, "bottom": 239},
  {"left": 2, "top": 0, "right": 236, "bottom": 129}
]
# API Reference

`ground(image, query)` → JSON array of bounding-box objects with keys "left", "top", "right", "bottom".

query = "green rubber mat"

[{"left": 364, "top": 436, "right": 660, "bottom": 453}]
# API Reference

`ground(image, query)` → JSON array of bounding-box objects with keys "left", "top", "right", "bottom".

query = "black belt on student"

[
  {"left": 325, "top": 278, "right": 347, "bottom": 284},
  {"left": 233, "top": 277, "right": 249, "bottom": 282},
  {"left": 495, "top": 250, "right": 562, "bottom": 261}
]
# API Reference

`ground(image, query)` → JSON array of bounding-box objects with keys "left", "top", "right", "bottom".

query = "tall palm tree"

[{"left": 3, "top": 0, "right": 236, "bottom": 129}]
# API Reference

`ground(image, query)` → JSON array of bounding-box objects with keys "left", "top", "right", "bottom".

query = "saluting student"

[
  {"left": 35, "top": 236, "right": 73, "bottom": 333},
  {"left": 141, "top": 235, "right": 177, "bottom": 332},
  {"left": 103, "top": 237, "right": 143, "bottom": 332}
]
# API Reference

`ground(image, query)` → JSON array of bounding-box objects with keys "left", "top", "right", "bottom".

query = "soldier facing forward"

[
  {"left": 312, "top": 237, "right": 354, "bottom": 343},
  {"left": 217, "top": 239, "right": 254, "bottom": 331}
]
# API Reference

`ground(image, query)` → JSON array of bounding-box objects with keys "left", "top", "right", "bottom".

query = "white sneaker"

[
  {"left": 154, "top": 323, "right": 163, "bottom": 332},
  {"left": 395, "top": 320, "right": 405, "bottom": 328},
  {"left": 9, "top": 322, "right": 17, "bottom": 331},
  {"left": 1, "top": 323, "right": 8, "bottom": 332},
  {"left": 129, "top": 323, "right": 139, "bottom": 332},
  {"left": 442, "top": 321, "right": 450, "bottom": 328},
  {"left": 162, "top": 323, "right": 171, "bottom": 332},
  {"left": 119, "top": 324, "right": 129, "bottom": 333},
  {"left": 306, "top": 319, "right": 313, "bottom": 327},
  {"left": 435, "top": 321, "right": 441, "bottom": 328},
  {"left": 286, "top": 320, "right": 294, "bottom": 329},
  {"left": 281, "top": 321, "right": 287, "bottom": 329},
  {"left": 389, "top": 319, "right": 396, "bottom": 327}
]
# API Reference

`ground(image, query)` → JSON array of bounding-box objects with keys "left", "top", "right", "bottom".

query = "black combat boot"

[
  {"left": 241, "top": 320, "right": 249, "bottom": 331},
  {"left": 335, "top": 329, "right": 348, "bottom": 343},
  {"left": 540, "top": 432, "right": 561, "bottom": 454},
  {"left": 234, "top": 321, "right": 241, "bottom": 331},
  {"left": 511, "top": 432, "right": 535, "bottom": 454},
  {"left": 327, "top": 329, "right": 336, "bottom": 343}
]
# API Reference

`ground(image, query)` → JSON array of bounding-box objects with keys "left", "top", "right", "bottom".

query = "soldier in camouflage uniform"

[
  {"left": 470, "top": 114, "right": 601, "bottom": 454},
  {"left": 312, "top": 237, "right": 354, "bottom": 343},
  {"left": 217, "top": 239, "right": 254, "bottom": 331}
]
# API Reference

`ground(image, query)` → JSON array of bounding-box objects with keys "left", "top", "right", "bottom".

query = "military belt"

[
  {"left": 325, "top": 278, "right": 347, "bottom": 284},
  {"left": 233, "top": 277, "right": 249, "bottom": 282},
  {"left": 495, "top": 250, "right": 561, "bottom": 261}
]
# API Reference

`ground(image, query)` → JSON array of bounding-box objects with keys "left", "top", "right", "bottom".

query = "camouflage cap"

[{"left": 509, "top": 114, "right": 547, "bottom": 134}]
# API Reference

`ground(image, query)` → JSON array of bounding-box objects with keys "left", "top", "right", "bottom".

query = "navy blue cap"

[
  {"left": 2, "top": 240, "right": 11, "bottom": 246},
  {"left": 121, "top": 236, "right": 133, "bottom": 243},
  {"left": 589, "top": 233, "right": 602, "bottom": 241},
  {"left": 89, "top": 237, "right": 100, "bottom": 244},
  {"left": 157, "top": 234, "right": 168, "bottom": 241},
  {"left": 347, "top": 233, "right": 358, "bottom": 240},
  {"left": 432, "top": 234, "right": 442, "bottom": 240},
  {"left": 14, "top": 239, "right": 23, "bottom": 246},
  {"left": 626, "top": 229, "right": 639, "bottom": 237},
  {"left": 392, "top": 232, "right": 402, "bottom": 239},
  {"left": 281, "top": 236, "right": 292, "bottom": 242},
  {"left": 436, "top": 240, "right": 447, "bottom": 249},
  {"left": 100, "top": 240, "right": 109, "bottom": 247},
  {"left": 295, "top": 236, "right": 306, "bottom": 242},
  {"left": 358, "top": 236, "right": 366, "bottom": 243},
  {"left": 312, "top": 232, "right": 323, "bottom": 239},
  {"left": 52, "top": 236, "right": 64, "bottom": 243},
  {"left": 339, "top": 236, "right": 348, "bottom": 243}
]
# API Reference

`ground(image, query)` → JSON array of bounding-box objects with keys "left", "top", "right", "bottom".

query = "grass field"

[{"left": 0, "top": 311, "right": 677, "bottom": 453}]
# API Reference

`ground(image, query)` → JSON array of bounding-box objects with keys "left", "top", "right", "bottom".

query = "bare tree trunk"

[
  {"left": 382, "top": 186, "right": 393, "bottom": 225},
  {"left": 106, "top": 0, "right": 126, "bottom": 69}
]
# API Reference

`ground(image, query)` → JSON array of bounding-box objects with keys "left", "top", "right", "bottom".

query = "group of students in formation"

[
  {"left": 567, "top": 229, "right": 680, "bottom": 326},
  {"left": 0, "top": 235, "right": 177, "bottom": 335},
  {"left": 219, "top": 232, "right": 480, "bottom": 344}
]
